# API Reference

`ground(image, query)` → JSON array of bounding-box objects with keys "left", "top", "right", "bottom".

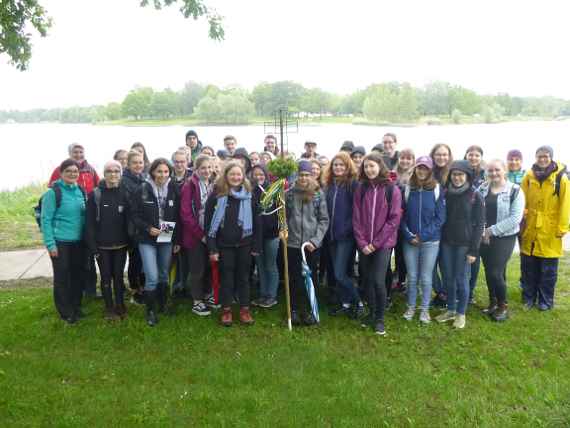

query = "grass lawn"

[
  {"left": 0, "top": 184, "right": 45, "bottom": 251},
  {"left": 1, "top": 256, "right": 570, "bottom": 427}
]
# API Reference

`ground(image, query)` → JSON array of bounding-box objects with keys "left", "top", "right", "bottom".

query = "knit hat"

[
  {"left": 351, "top": 146, "right": 366, "bottom": 157},
  {"left": 536, "top": 145, "right": 554, "bottom": 158},
  {"left": 232, "top": 147, "right": 251, "bottom": 171},
  {"left": 305, "top": 141, "right": 317, "bottom": 146},
  {"left": 185, "top": 130, "right": 198, "bottom": 139},
  {"left": 415, "top": 156, "right": 433, "bottom": 170},
  {"left": 448, "top": 160, "right": 473, "bottom": 180},
  {"left": 68, "top": 143, "right": 84, "bottom": 155},
  {"left": 103, "top": 160, "right": 123, "bottom": 175},
  {"left": 298, "top": 160, "right": 313, "bottom": 174},
  {"left": 507, "top": 149, "right": 523, "bottom": 160},
  {"left": 216, "top": 149, "right": 230, "bottom": 159},
  {"left": 372, "top": 143, "right": 384, "bottom": 153},
  {"left": 340, "top": 140, "right": 355, "bottom": 152}
]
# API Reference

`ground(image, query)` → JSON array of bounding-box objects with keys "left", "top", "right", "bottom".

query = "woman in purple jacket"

[
  {"left": 180, "top": 154, "right": 214, "bottom": 317},
  {"left": 353, "top": 152, "right": 402, "bottom": 335}
]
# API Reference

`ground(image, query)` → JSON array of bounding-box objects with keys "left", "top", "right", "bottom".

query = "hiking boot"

[
  {"left": 403, "top": 307, "right": 415, "bottom": 321},
  {"left": 537, "top": 302, "right": 551, "bottom": 311},
  {"left": 350, "top": 303, "right": 366, "bottom": 320},
  {"left": 481, "top": 301, "right": 498, "bottom": 316},
  {"left": 220, "top": 307, "right": 233, "bottom": 327},
  {"left": 145, "top": 291, "right": 158, "bottom": 327},
  {"left": 192, "top": 301, "right": 211, "bottom": 317},
  {"left": 435, "top": 311, "right": 456, "bottom": 323},
  {"left": 239, "top": 307, "right": 255, "bottom": 325},
  {"left": 419, "top": 310, "right": 431, "bottom": 324},
  {"left": 291, "top": 310, "right": 302, "bottom": 326},
  {"left": 492, "top": 303, "right": 508, "bottom": 322},
  {"left": 453, "top": 314, "right": 466, "bottom": 329},
  {"left": 258, "top": 298, "right": 278, "bottom": 308},
  {"left": 374, "top": 321, "right": 386, "bottom": 336}
]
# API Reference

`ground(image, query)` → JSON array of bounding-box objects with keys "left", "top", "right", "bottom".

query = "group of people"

[{"left": 39, "top": 130, "right": 570, "bottom": 336}]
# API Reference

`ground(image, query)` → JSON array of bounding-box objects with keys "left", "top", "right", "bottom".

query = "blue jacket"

[
  {"left": 400, "top": 185, "right": 446, "bottom": 243},
  {"left": 41, "top": 179, "right": 86, "bottom": 251},
  {"left": 325, "top": 181, "right": 357, "bottom": 242},
  {"left": 477, "top": 181, "right": 525, "bottom": 237}
]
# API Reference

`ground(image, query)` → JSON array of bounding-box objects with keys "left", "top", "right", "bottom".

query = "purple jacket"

[
  {"left": 180, "top": 174, "right": 210, "bottom": 250},
  {"left": 352, "top": 182, "right": 402, "bottom": 251}
]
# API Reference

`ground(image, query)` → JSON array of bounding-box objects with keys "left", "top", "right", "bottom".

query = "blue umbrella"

[{"left": 301, "top": 242, "right": 320, "bottom": 323}]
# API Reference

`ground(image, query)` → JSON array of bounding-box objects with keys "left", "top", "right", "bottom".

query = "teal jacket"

[{"left": 41, "top": 179, "right": 86, "bottom": 251}]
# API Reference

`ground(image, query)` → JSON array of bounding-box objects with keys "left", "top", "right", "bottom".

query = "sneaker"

[
  {"left": 360, "top": 314, "right": 373, "bottom": 328},
  {"left": 350, "top": 304, "right": 366, "bottom": 320},
  {"left": 258, "top": 298, "right": 277, "bottom": 308},
  {"left": 329, "top": 304, "right": 351, "bottom": 317},
  {"left": 453, "top": 314, "right": 466, "bottom": 329},
  {"left": 374, "top": 321, "right": 386, "bottom": 336},
  {"left": 192, "top": 301, "right": 211, "bottom": 317},
  {"left": 435, "top": 311, "right": 456, "bottom": 323},
  {"left": 419, "top": 310, "right": 431, "bottom": 324},
  {"left": 537, "top": 302, "right": 551, "bottom": 311},
  {"left": 251, "top": 298, "right": 265, "bottom": 307},
  {"left": 481, "top": 303, "right": 498, "bottom": 315},
  {"left": 239, "top": 307, "right": 255, "bottom": 325},
  {"left": 403, "top": 307, "right": 415, "bottom": 321},
  {"left": 206, "top": 296, "right": 221, "bottom": 310},
  {"left": 522, "top": 301, "right": 534, "bottom": 311}
]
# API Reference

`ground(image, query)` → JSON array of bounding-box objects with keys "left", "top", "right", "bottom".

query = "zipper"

[
  {"left": 418, "top": 188, "right": 422, "bottom": 236},
  {"left": 301, "top": 197, "right": 304, "bottom": 244},
  {"left": 331, "top": 186, "right": 338, "bottom": 241},
  {"left": 370, "top": 186, "right": 378, "bottom": 244}
]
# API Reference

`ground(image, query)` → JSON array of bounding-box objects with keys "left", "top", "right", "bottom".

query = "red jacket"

[{"left": 49, "top": 160, "right": 99, "bottom": 194}]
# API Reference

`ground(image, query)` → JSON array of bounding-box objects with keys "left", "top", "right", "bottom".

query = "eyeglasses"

[
  {"left": 105, "top": 170, "right": 122, "bottom": 174},
  {"left": 63, "top": 169, "right": 79, "bottom": 175}
]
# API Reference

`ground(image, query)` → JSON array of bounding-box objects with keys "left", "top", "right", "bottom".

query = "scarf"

[
  {"left": 532, "top": 161, "right": 557, "bottom": 183},
  {"left": 447, "top": 181, "right": 470, "bottom": 196},
  {"left": 147, "top": 177, "right": 171, "bottom": 220},
  {"left": 208, "top": 187, "right": 253, "bottom": 239}
]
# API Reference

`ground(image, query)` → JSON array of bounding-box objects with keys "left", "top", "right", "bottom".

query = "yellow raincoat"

[{"left": 521, "top": 162, "right": 570, "bottom": 258}]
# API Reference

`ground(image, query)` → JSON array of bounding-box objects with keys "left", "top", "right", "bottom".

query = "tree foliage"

[{"left": 1, "top": 0, "right": 223, "bottom": 70}]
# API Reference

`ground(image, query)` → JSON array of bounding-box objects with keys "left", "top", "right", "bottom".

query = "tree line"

[{"left": 2, "top": 80, "right": 570, "bottom": 125}]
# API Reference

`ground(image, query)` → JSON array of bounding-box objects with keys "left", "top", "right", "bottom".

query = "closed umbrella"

[{"left": 301, "top": 242, "right": 320, "bottom": 323}]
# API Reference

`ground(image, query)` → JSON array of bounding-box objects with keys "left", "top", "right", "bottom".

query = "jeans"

[
  {"left": 403, "top": 240, "right": 440, "bottom": 311},
  {"left": 96, "top": 248, "right": 127, "bottom": 308},
  {"left": 138, "top": 243, "right": 173, "bottom": 292},
  {"left": 441, "top": 243, "right": 470, "bottom": 315},
  {"left": 255, "top": 238, "right": 280, "bottom": 300},
  {"left": 480, "top": 235, "right": 516, "bottom": 306},
  {"left": 521, "top": 254, "right": 559, "bottom": 309},
  {"left": 50, "top": 241, "right": 84, "bottom": 319},
  {"left": 329, "top": 239, "right": 359, "bottom": 305},
  {"left": 359, "top": 248, "right": 391, "bottom": 322}
]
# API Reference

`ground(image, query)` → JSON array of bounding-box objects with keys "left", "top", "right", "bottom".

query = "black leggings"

[
  {"left": 127, "top": 244, "right": 145, "bottom": 290},
  {"left": 359, "top": 248, "right": 391, "bottom": 321},
  {"left": 480, "top": 235, "right": 516, "bottom": 305},
  {"left": 287, "top": 247, "right": 319, "bottom": 312},
  {"left": 97, "top": 248, "right": 127, "bottom": 308},
  {"left": 219, "top": 246, "right": 252, "bottom": 307},
  {"left": 50, "top": 241, "right": 85, "bottom": 319}
]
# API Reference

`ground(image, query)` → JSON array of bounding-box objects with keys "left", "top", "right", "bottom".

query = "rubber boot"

[
  {"left": 145, "top": 290, "right": 158, "bottom": 327},
  {"left": 492, "top": 303, "right": 508, "bottom": 322}
]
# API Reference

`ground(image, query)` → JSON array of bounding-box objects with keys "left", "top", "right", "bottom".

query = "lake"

[{"left": 1, "top": 120, "right": 569, "bottom": 190}]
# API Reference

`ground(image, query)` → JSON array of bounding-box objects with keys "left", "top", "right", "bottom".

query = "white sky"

[{"left": 1, "top": 0, "right": 569, "bottom": 110}]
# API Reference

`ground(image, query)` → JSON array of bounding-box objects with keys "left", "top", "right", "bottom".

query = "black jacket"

[
  {"left": 205, "top": 190, "right": 262, "bottom": 254},
  {"left": 121, "top": 169, "right": 145, "bottom": 202},
  {"left": 85, "top": 182, "right": 130, "bottom": 254},
  {"left": 442, "top": 187, "right": 485, "bottom": 257},
  {"left": 253, "top": 185, "right": 279, "bottom": 240},
  {"left": 131, "top": 180, "right": 180, "bottom": 245}
]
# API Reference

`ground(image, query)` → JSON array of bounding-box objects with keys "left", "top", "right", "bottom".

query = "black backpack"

[
  {"left": 553, "top": 166, "right": 569, "bottom": 198},
  {"left": 34, "top": 186, "right": 87, "bottom": 230}
]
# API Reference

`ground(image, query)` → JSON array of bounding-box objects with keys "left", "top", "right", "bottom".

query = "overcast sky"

[{"left": 1, "top": 0, "right": 569, "bottom": 110}]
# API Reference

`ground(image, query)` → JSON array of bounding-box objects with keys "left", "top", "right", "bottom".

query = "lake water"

[{"left": 1, "top": 121, "right": 569, "bottom": 190}]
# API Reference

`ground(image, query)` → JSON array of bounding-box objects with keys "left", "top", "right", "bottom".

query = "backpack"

[
  {"left": 360, "top": 183, "right": 394, "bottom": 212},
  {"left": 34, "top": 186, "right": 87, "bottom": 230},
  {"left": 404, "top": 184, "right": 440, "bottom": 204},
  {"left": 553, "top": 166, "right": 569, "bottom": 198}
]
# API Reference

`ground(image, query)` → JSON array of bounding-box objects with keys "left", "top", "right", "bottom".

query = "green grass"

[
  {"left": 1, "top": 255, "right": 570, "bottom": 426},
  {"left": 0, "top": 184, "right": 45, "bottom": 251}
]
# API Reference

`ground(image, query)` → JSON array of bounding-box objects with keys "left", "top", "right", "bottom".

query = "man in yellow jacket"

[{"left": 520, "top": 145, "right": 570, "bottom": 310}]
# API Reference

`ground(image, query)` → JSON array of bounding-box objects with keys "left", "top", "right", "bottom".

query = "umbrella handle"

[{"left": 301, "top": 242, "right": 311, "bottom": 265}]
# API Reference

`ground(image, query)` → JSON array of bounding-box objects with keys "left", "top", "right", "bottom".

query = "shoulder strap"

[
  {"left": 53, "top": 186, "right": 62, "bottom": 208},
  {"left": 434, "top": 184, "right": 440, "bottom": 202},
  {"left": 94, "top": 188, "right": 102, "bottom": 222},
  {"left": 510, "top": 184, "right": 520, "bottom": 204},
  {"left": 553, "top": 167, "right": 567, "bottom": 198},
  {"left": 404, "top": 185, "right": 410, "bottom": 204}
]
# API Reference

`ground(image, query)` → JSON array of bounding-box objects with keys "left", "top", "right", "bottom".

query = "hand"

[
  {"left": 410, "top": 236, "right": 420, "bottom": 246},
  {"left": 48, "top": 248, "right": 58, "bottom": 258},
  {"left": 149, "top": 227, "right": 161, "bottom": 237},
  {"left": 173, "top": 245, "right": 180, "bottom": 254},
  {"left": 362, "top": 244, "right": 374, "bottom": 255},
  {"left": 466, "top": 255, "right": 477, "bottom": 264},
  {"left": 209, "top": 253, "right": 219, "bottom": 262},
  {"left": 279, "top": 230, "right": 288, "bottom": 241},
  {"left": 251, "top": 252, "right": 260, "bottom": 257},
  {"left": 305, "top": 242, "right": 316, "bottom": 252},
  {"left": 201, "top": 236, "right": 207, "bottom": 244}
]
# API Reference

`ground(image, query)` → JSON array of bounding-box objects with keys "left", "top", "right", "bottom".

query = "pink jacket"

[
  {"left": 352, "top": 183, "right": 402, "bottom": 251},
  {"left": 180, "top": 174, "right": 210, "bottom": 250}
]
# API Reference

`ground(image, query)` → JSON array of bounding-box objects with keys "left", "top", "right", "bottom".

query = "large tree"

[{"left": 0, "top": 0, "right": 223, "bottom": 70}]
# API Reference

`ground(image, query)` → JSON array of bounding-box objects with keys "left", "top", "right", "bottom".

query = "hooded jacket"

[
  {"left": 325, "top": 180, "right": 357, "bottom": 242},
  {"left": 180, "top": 173, "right": 212, "bottom": 250},
  {"left": 400, "top": 185, "right": 446, "bottom": 243},
  {"left": 285, "top": 185, "right": 329, "bottom": 249},
  {"left": 49, "top": 160, "right": 99, "bottom": 194},
  {"left": 352, "top": 182, "right": 402, "bottom": 251},
  {"left": 85, "top": 180, "right": 130, "bottom": 253},
  {"left": 41, "top": 179, "right": 86, "bottom": 252},
  {"left": 521, "top": 162, "right": 570, "bottom": 258}
]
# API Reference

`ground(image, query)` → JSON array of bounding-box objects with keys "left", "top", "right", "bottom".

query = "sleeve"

[
  {"left": 352, "top": 186, "right": 368, "bottom": 250},
  {"left": 434, "top": 190, "right": 447, "bottom": 236},
  {"left": 252, "top": 198, "right": 263, "bottom": 254},
  {"left": 309, "top": 194, "right": 329, "bottom": 248},
  {"left": 84, "top": 193, "right": 97, "bottom": 254},
  {"left": 468, "top": 192, "right": 485, "bottom": 257},
  {"left": 180, "top": 181, "right": 203, "bottom": 241},
  {"left": 371, "top": 186, "right": 402, "bottom": 250},
  {"left": 93, "top": 170, "right": 100, "bottom": 187},
  {"left": 490, "top": 187, "right": 525, "bottom": 237},
  {"left": 521, "top": 172, "right": 531, "bottom": 217},
  {"left": 40, "top": 189, "right": 57, "bottom": 252},
  {"left": 204, "top": 193, "right": 218, "bottom": 254},
  {"left": 557, "top": 175, "right": 570, "bottom": 235},
  {"left": 399, "top": 187, "right": 415, "bottom": 241},
  {"left": 172, "top": 187, "right": 181, "bottom": 245}
]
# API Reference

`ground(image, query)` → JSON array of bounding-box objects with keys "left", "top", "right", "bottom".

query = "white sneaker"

[
  {"left": 403, "top": 307, "right": 415, "bottom": 321},
  {"left": 453, "top": 314, "right": 466, "bottom": 329},
  {"left": 435, "top": 311, "right": 456, "bottom": 323},
  {"left": 419, "top": 310, "right": 431, "bottom": 324}
]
